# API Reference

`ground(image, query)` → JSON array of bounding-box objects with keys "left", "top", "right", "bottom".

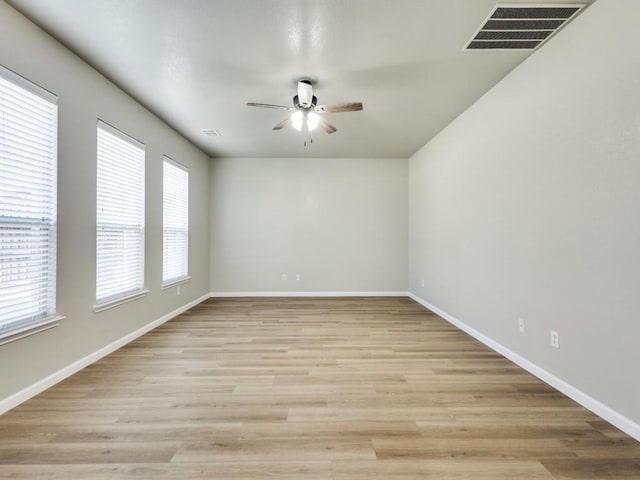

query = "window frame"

[
  {"left": 94, "top": 120, "right": 147, "bottom": 311},
  {"left": 162, "top": 156, "right": 189, "bottom": 287},
  {"left": 0, "top": 64, "right": 61, "bottom": 344}
]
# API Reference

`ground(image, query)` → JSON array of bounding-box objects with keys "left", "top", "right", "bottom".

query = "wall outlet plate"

[
  {"left": 518, "top": 318, "right": 525, "bottom": 333},
  {"left": 551, "top": 330, "right": 559, "bottom": 348},
  {"left": 281, "top": 273, "right": 287, "bottom": 281}
]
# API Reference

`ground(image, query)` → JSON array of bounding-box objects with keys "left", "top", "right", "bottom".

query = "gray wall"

[
  {"left": 0, "top": 3, "right": 210, "bottom": 400},
  {"left": 211, "top": 157, "right": 408, "bottom": 293},
  {"left": 409, "top": 0, "right": 640, "bottom": 424}
]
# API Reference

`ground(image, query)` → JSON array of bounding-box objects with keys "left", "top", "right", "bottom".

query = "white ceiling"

[{"left": 7, "top": 0, "right": 594, "bottom": 158}]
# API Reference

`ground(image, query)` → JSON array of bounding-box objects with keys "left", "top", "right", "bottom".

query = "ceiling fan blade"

[
  {"left": 317, "top": 117, "right": 337, "bottom": 134},
  {"left": 297, "top": 81, "right": 313, "bottom": 107},
  {"left": 272, "top": 117, "right": 291, "bottom": 130},
  {"left": 315, "top": 102, "right": 363, "bottom": 113},
  {"left": 247, "top": 102, "right": 294, "bottom": 110}
]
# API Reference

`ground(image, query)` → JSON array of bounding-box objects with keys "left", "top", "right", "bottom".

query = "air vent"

[
  {"left": 202, "top": 129, "right": 222, "bottom": 137},
  {"left": 465, "top": 3, "right": 586, "bottom": 51}
]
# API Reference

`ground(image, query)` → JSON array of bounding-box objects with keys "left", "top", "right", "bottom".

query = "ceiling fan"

[{"left": 247, "top": 80, "right": 363, "bottom": 146}]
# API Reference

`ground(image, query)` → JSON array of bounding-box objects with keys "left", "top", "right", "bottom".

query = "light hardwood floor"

[{"left": 0, "top": 297, "right": 638, "bottom": 479}]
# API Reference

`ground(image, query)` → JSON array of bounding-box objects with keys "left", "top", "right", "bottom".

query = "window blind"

[
  {"left": 96, "top": 121, "right": 145, "bottom": 306},
  {"left": 0, "top": 65, "right": 58, "bottom": 336},
  {"left": 162, "top": 157, "right": 188, "bottom": 285}
]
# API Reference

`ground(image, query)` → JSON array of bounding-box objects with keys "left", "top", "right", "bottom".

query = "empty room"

[{"left": 0, "top": 0, "right": 639, "bottom": 478}]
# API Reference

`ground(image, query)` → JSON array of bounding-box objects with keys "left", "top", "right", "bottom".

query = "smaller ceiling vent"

[
  {"left": 465, "top": 3, "right": 586, "bottom": 51},
  {"left": 202, "top": 129, "right": 222, "bottom": 137}
]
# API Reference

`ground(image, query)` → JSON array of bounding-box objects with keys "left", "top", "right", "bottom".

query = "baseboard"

[
  {"left": 209, "top": 291, "right": 408, "bottom": 298},
  {"left": 407, "top": 292, "right": 640, "bottom": 442},
  {"left": 0, "top": 292, "right": 210, "bottom": 416}
]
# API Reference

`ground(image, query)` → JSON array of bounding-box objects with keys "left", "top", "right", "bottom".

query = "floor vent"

[{"left": 465, "top": 3, "right": 586, "bottom": 51}]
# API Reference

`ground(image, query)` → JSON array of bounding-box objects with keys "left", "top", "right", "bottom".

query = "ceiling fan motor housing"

[{"left": 293, "top": 94, "right": 317, "bottom": 109}]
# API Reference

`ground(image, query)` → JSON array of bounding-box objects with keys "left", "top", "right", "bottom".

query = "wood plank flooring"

[{"left": 0, "top": 297, "right": 638, "bottom": 479}]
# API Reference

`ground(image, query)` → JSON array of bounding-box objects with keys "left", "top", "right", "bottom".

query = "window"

[
  {"left": 162, "top": 157, "right": 189, "bottom": 285},
  {"left": 0, "top": 65, "right": 58, "bottom": 339},
  {"left": 95, "top": 121, "right": 145, "bottom": 308}
]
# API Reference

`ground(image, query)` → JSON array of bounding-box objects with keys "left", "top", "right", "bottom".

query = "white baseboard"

[
  {"left": 209, "top": 291, "right": 408, "bottom": 298},
  {"left": 0, "top": 293, "right": 210, "bottom": 416},
  {"left": 407, "top": 292, "right": 640, "bottom": 442}
]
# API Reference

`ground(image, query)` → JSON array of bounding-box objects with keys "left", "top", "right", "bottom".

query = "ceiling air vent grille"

[
  {"left": 202, "top": 129, "right": 222, "bottom": 137},
  {"left": 465, "top": 3, "right": 586, "bottom": 51}
]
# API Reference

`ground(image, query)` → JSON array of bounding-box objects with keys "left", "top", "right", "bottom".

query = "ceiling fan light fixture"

[
  {"left": 307, "top": 111, "right": 319, "bottom": 131},
  {"left": 291, "top": 110, "right": 304, "bottom": 131}
]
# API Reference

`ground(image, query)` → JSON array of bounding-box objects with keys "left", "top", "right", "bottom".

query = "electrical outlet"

[
  {"left": 551, "top": 330, "right": 559, "bottom": 349},
  {"left": 421, "top": 279, "right": 425, "bottom": 288},
  {"left": 518, "top": 318, "right": 525, "bottom": 333},
  {"left": 296, "top": 274, "right": 301, "bottom": 281},
  {"left": 281, "top": 273, "right": 287, "bottom": 281},
  {"left": 177, "top": 286, "right": 181, "bottom": 296}
]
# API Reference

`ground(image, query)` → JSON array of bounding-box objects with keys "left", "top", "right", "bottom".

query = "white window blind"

[
  {"left": 96, "top": 121, "right": 145, "bottom": 306},
  {"left": 0, "top": 65, "right": 58, "bottom": 336},
  {"left": 162, "top": 157, "right": 188, "bottom": 285}
]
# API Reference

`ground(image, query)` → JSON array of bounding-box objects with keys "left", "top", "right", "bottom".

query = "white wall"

[
  {"left": 211, "top": 157, "right": 407, "bottom": 293},
  {"left": 409, "top": 0, "right": 640, "bottom": 427},
  {"left": 0, "top": 3, "right": 210, "bottom": 402}
]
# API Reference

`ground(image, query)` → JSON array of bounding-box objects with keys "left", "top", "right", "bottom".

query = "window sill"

[
  {"left": 0, "top": 316, "right": 64, "bottom": 346},
  {"left": 161, "top": 276, "right": 191, "bottom": 289},
  {"left": 94, "top": 290, "right": 149, "bottom": 313}
]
